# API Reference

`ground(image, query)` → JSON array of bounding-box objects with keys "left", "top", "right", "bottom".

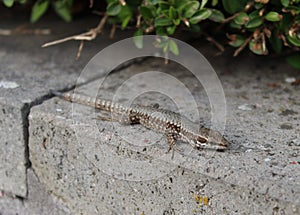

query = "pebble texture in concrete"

[{"left": 28, "top": 56, "right": 300, "bottom": 214}]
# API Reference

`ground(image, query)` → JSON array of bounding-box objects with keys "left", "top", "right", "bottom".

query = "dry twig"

[
  {"left": 233, "top": 35, "right": 252, "bottom": 57},
  {"left": 164, "top": 50, "right": 169, "bottom": 65},
  {"left": 204, "top": 33, "right": 225, "bottom": 53},
  {"left": 89, "top": 0, "right": 94, "bottom": 8},
  {"left": 222, "top": 12, "right": 241, "bottom": 24},
  {"left": 119, "top": 0, "right": 126, "bottom": 6},
  {"left": 76, "top": 41, "right": 84, "bottom": 60},
  {"left": 42, "top": 13, "right": 108, "bottom": 48},
  {"left": 110, "top": 24, "right": 116, "bottom": 39},
  {"left": 136, "top": 14, "right": 142, "bottom": 28}
]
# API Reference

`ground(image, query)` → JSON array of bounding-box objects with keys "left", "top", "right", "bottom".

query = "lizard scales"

[{"left": 52, "top": 91, "right": 229, "bottom": 151}]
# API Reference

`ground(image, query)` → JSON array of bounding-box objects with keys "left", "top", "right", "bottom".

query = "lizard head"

[{"left": 194, "top": 127, "right": 229, "bottom": 151}]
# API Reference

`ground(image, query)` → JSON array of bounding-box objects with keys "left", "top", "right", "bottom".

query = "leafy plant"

[
  {"left": 286, "top": 54, "right": 300, "bottom": 69},
  {"left": 2, "top": 0, "right": 73, "bottom": 22},
  {"left": 3, "top": 0, "right": 300, "bottom": 69},
  {"left": 103, "top": 0, "right": 300, "bottom": 68},
  {"left": 3, "top": 0, "right": 27, "bottom": 7}
]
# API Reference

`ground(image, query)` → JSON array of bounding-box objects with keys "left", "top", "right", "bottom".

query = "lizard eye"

[{"left": 197, "top": 136, "right": 207, "bottom": 143}]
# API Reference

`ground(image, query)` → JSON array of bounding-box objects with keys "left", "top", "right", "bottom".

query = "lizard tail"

[{"left": 51, "top": 91, "right": 118, "bottom": 112}]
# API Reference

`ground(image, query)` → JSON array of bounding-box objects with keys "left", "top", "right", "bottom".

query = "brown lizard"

[{"left": 52, "top": 91, "right": 229, "bottom": 152}]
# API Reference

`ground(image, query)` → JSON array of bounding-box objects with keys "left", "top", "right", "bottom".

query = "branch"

[
  {"left": 76, "top": 41, "right": 84, "bottom": 60},
  {"left": 42, "top": 14, "right": 108, "bottom": 48},
  {"left": 204, "top": 33, "right": 225, "bottom": 53},
  {"left": 233, "top": 35, "right": 252, "bottom": 57}
]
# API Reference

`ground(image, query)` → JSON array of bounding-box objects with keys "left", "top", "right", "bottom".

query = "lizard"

[{"left": 51, "top": 91, "right": 229, "bottom": 153}]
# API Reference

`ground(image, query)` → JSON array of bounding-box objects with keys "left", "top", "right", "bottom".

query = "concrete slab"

[
  {"left": 1, "top": 6, "right": 299, "bottom": 213},
  {"left": 29, "top": 56, "right": 300, "bottom": 214},
  {"left": 0, "top": 168, "right": 71, "bottom": 215},
  {"left": 0, "top": 11, "right": 131, "bottom": 197}
]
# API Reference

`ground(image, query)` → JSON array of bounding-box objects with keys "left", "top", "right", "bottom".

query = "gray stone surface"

[
  {"left": 28, "top": 57, "right": 300, "bottom": 214},
  {"left": 0, "top": 11, "right": 129, "bottom": 197},
  {"left": 1, "top": 7, "right": 300, "bottom": 214},
  {"left": 0, "top": 168, "right": 71, "bottom": 215}
]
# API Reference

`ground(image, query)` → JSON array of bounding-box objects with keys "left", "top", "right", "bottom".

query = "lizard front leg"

[{"left": 166, "top": 133, "right": 183, "bottom": 154}]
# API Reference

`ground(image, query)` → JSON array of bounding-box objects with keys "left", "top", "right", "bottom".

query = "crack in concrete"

[{"left": 19, "top": 57, "right": 150, "bottom": 199}]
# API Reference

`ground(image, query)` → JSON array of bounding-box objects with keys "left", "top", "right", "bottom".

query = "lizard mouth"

[
  {"left": 194, "top": 140, "right": 229, "bottom": 151},
  {"left": 216, "top": 140, "right": 230, "bottom": 151}
]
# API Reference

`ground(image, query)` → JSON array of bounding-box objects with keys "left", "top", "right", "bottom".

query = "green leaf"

[
  {"left": 169, "top": 40, "right": 179, "bottom": 55},
  {"left": 265, "top": 11, "right": 281, "bottom": 22},
  {"left": 30, "top": 0, "right": 50, "bottom": 23},
  {"left": 190, "top": 24, "right": 201, "bottom": 32},
  {"left": 249, "top": 40, "right": 268, "bottom": 55},
  {"left": 228, "top": 34, "right": 245, "bottom": 47},
  {"left": 176, "top": 0, "right": 190, "bottom": 13},
  {"left": 212, "top": 0, "right": 218, "bottom": 6},
  {"left": 163, "top": 42, "right": 169, "bottom": 53},
  {"left": 53, "top": 0, "right": 72, "bottom": 22},
  {"left": 158, "top": 1, "right": 170, "bottom": 11},
  {"left": 200, "top": 0, "right": 208, "bottom": 9},
  {"left": 174, "top": 0, "right": 189, "bottom": 7},
  {"left": 183, "top": 1, "right": 200, "bottom": 18},
  {"left": 154, "top": 17, "right": 172, "bottom": 26},
  {"left": 3, "top": 0, "right": 14, "bottom": 7},
  {"left": 107, "top": 1, "right": 122, "bottom": 16},
  {"left": 269, "top": 30, "right": 282, "bottom": 53},
  {"left": 121, "top": 15, "right": 131, "bottom": 29},
  {"left": 254, "top": 2, "right": 264, "bottom": 9},
  {"left": 222, "top": 0, "right": 247, "bottom": 14},
  {"left": 160, "top": 9, "right": 169, "bottom": 17},
  {"left": 287, "top": 35, "right": 300, "bottom": 46},
  {"left": 169, "top": 6, "right": 177, "bottom": 19},
  {"left": 229, "top": 20, "right": 242, "bottom": 29},
  {"left": 209, "top": 9, "right": 225, "bottom": 22},
  {"left": 286, "top": 55, "right": 300, "bottom": 69},
  {"left": 140, "top": 6, "right": 153, "bottom": 19},
  {"left": 118, "top": 5, "right": 132, "bottom": 29},
  {"left": 156, "top": 27, "right": 167, "bottom": 35},
  {"left": 281, "top": 0, "right": 290, "bottom": 7},
  {"left": 189, "top": 9, "right": 212, "bottom": 24},
  {"left": 133, "top": 29, "right": 143, "bottom": 49},
  {"left": 166, "top": 25, "right": 176, "bottom": 35},
  {"left": 245, "top": 17, "right": 263, "bottom": 28},
  {"left": 173, "top": 18, "right": 181, "bottom": 25},
  {"left": 233, "top": 12, "right": 249, "bottom": 25},
  {"left": 249, "top": 10, "right": 259, "bottom": 19}
]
